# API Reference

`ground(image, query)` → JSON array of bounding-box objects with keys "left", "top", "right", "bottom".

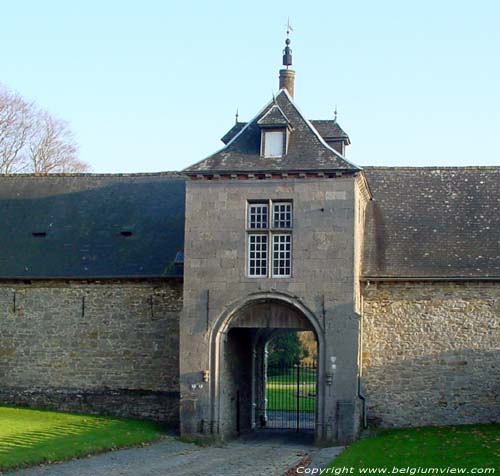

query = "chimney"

[{"left": 279, "top": 69, "right": 295, "bottom": 98}]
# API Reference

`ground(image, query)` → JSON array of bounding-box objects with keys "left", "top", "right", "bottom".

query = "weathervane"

[{"left": 283, "top": 18, "right": 294, "bottom": 69}]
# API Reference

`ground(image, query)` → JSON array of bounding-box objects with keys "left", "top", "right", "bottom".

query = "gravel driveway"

[{"left": 11, "top": 432, "right": 342, "bottom": 476}]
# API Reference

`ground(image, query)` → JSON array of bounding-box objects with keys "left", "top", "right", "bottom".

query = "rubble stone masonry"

[
  {"left": 0, "top": 280, "right": 182, "bottom": 425},
  {"left": 362, "top": 281, "right": 499, "bottom": 427}
]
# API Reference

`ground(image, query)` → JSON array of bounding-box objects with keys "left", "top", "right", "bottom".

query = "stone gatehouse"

[{"left": 0, "top": 40, "right": 498, "bottom": 444}]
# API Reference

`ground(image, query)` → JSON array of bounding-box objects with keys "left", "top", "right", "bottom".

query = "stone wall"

[
  {"left": 0, "top": 280, "right": 182, "bottom": 425},
  {"left": 362, "top": 281, "right": 500, "bottom": 428}
]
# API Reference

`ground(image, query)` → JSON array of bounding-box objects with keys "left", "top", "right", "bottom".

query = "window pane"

[
  {"left": 264, "top": 131, "right": 284, "bottom": 158},
  {"left": 248, "top": 234, "right": 268, "bottom": 277},
  {"left": 272, "top": 234, "right": 291, "bottom": 277},
  {"left": 272, "top": 202, "right": 292, "bottom": 228},
  {"left": 248, "top": 204, "right": 268, "bottom": 229}
]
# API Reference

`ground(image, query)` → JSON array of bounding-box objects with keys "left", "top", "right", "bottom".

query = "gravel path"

[{"left": 12, "top": 432, "right": 342, "bottom": 476}]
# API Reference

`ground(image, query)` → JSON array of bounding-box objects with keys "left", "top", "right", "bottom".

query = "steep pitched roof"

[
  {"left": 185, "top": 89, "right": 360, "bottom": 174},
  {"left": 0, "top": 174, "right": 186, "bottom": 278},
  {"left": 363, "top": 167, "right": 500, "bottom": 279}
]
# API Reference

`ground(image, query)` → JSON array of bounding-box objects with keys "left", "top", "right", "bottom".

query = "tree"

[
  {"left": 0, "top": 87, "right": 31, "bottom": 173},
  {"left": 0, "top": 85, "right": 89, "bottom": 173},
  {"left": 267, "top": 332, "right": 302, "bottom": 371}
]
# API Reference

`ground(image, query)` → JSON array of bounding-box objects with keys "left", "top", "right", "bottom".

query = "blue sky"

[{"left": 2, "top": 0, "right": 499, "bottom": 172}]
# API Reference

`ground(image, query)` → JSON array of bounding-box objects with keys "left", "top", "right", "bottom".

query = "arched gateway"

[{"left": 208, "top": 293, "right": 325, "bottom": 440}]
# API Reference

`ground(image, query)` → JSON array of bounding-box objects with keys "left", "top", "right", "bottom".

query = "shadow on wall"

[{"left": 363, "top": 349, "right": 500, "bottom": 428}]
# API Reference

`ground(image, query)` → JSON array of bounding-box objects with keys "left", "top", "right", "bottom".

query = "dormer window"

[
  {"left": 262, "top": 130, "right": 285, "bottom": 158},
  {"left": 257, "top": 104, "right": 291, "bottom": 159}
]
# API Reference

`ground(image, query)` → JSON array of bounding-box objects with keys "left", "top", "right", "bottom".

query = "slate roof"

[
  {"left": 0, "top": 174, "right": 186, "bottom": 278},
  {"left": 363, "top": 167, "right": 500, "bottom": 279},
  {"left": 257, "top": 104, "right": 290, "bottom": 127},
  {"left": 221, "top": 122, "right": 246, "bottom": 145},
  {"left": 310, "top": 120, "right": 350, "bottom": 143},
  {"left": 185, "top": 89, "right": 360, "bottom": 174},
  {"left": 221, "top": 119, "right": 349, "bottom": 145},
  {"left": 0, "top": 167, "right": 498, "bottom": 281}
]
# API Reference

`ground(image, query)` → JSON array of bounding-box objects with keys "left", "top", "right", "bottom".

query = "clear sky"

[{"left": 2, "top": 0, "right": 499, "bottom": 172}]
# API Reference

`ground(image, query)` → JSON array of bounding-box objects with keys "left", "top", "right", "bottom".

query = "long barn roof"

[
  {"left": 362, "top": 167, "right": 500, "bottom": 279},
  {"left": 0, "top": 167, "right": 498, "bottom": 280},
  {"left": 0, "top": 173, "right": 185, "bottom": 278}
]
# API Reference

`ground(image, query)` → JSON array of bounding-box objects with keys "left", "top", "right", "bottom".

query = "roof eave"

[
  {"left": 184, "top": 167, "right": 360, "bottom": 176},
  {"left": 0, "top": 275, "right": 184, "bottom": 281},
  {"left": 361, "top": 275, "right": 500, "bottom": 282}
]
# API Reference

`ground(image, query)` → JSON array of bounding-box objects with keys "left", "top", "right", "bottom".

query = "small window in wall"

[
  {"left": 263, "top": 131, "right": 284, "bottom": 158},
  {"left": 248, "top": 203, "right": 269, "bottom": 229},
  {"left": 246, "top": 200, "right": 293, "bottom": 278},
  {"left": 273, "top": 202, "right": 292, "bottom": 228}
]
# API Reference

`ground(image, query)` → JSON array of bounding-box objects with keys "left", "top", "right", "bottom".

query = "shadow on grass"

[{"left": 0, "top": 407, "right": 166, "bottom": 472}]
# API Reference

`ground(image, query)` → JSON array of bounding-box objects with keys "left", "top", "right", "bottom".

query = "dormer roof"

[
  {"left": 310, "top": 120, "right": 350, "bottom": 144},
  {"left": 185, "top": 89, "right": 360, "bottom": 174},
  {"left": 257, "top": 104, "right": 290, "bottom": 128}
]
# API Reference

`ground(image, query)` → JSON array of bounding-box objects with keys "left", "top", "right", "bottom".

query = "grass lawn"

[
  {"left": 0, "top": 406, "right": 165, "bottom": 472},
  {"left": 329, "top": 424, "right": 500, "bottom": 472},
  {"left": 267, "top": 370, "right": 316, "bottom": 412},
  {"left": 266, "top": 383, "right": 315, "bottom": 412}
]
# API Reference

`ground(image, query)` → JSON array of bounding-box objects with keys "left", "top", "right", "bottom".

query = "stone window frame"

[{"left": 247, "top": 200, "right": 293, "bottom": 278}]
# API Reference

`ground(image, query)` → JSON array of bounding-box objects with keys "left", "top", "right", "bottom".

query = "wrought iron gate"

[{"left": 264, "top": 361, "right": 316, "bottom": 431}]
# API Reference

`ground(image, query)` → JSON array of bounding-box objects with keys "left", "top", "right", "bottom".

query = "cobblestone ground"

[{"left": 13, "top": 432, "right": 340, "bottom": 476}]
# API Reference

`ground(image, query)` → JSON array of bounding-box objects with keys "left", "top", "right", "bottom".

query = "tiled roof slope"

[
  {"left": 185, "top": 89, "right": 359, "bottom": 173},
  {"left": 0, "top": 174, "right": 186, "bottom": 278},
  {"left": 363, "top": 167, "right": 500, "bottom": 278}
]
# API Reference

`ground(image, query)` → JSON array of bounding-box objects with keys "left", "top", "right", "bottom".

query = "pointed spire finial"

[
  {"left": 235, "top": 108, "right": 239, "bottom": 124},
  {"left": 334, "top": 105, "right": 338, "bottom": 122}
]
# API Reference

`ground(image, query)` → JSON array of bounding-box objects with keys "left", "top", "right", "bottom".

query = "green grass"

[
  {"left": 266, "top": 370, "right": 316, "bottom": 412},
  {"left": 267, "top": 383, "right": 315, "bottom": 412},
  {"left": 329, "top": 424, "right": 500, "bottom": 472},
  {"left": 0, "top": 406, "right": 165, "bottom": 472}
]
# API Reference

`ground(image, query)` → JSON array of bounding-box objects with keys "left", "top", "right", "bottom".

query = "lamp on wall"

[
  {"left": 326, "top": 356, "right": 337, "bottom": 386},
  {"left": 202, "top": 370, "right": 210, "bottom": 382}
]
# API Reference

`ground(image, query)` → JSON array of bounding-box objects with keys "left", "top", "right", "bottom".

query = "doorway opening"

[
  {"left": 211, "top": 296, "right": 323, "bottom": 440},
  {"left": 262, "top": 331, "right": 317, "bottom": 432}
]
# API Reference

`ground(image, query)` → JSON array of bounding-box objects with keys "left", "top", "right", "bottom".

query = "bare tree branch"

[
  {"left": 0, "top": 86, "right": 32, "bottom": 173},
  {"left": 0, "top": 84, "right": 90, "bottom": 174}
]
